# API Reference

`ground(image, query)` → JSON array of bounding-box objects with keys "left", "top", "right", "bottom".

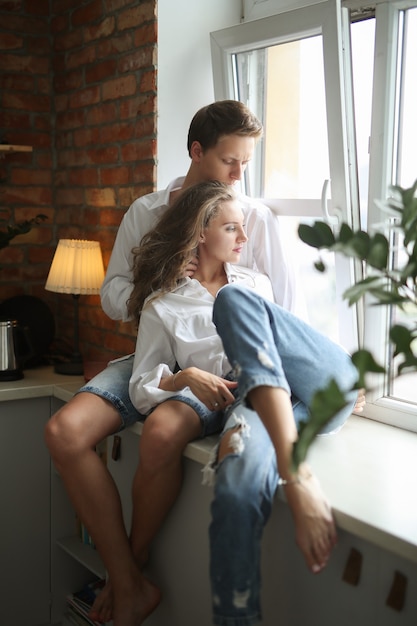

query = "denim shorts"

[{"left": 77, "top": 354, "right": 226, "bottom": 437}]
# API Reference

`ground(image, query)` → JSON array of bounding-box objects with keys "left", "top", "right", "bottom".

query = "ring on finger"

[{"left": 213, "top": 401, "right": 219, "bottom": 408}]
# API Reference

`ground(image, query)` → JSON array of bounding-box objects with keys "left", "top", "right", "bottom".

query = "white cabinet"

[
  {"left": 0, "top": 397, "right": 51, "bottom": 626},
  {"left": 3, "top": 391, "right": 415, "bottom": 625}
]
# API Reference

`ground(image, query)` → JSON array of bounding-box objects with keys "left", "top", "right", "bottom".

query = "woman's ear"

[{"left": 199, "top": 232, "right": 205, "bottom": 243}]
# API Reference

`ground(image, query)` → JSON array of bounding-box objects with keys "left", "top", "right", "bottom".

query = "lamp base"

[{"left": 54, "top": 360, "right": 84, "bottom": 376}]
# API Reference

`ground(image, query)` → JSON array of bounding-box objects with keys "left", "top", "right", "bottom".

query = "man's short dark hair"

[{"left": 187, "top": 100, "right": 263, "bottom": 155}]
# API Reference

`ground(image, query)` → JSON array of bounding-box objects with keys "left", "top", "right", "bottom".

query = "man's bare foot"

[
  {"left": 89, "top": 575, "right": 161, "bottom": 626},
  {"left": 89, "top": 580, "right": 113, "bottom": 623},
  {"left": 283, "top": 464, "right": 337, "bottom": 574},
  {"left": 113, "top": 575, "right": 161, "bottom": 626}
]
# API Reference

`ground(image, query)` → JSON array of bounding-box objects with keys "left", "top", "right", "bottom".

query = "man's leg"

[
  {"left": 45, "top": 362, "right": 161, "bottom": 626},
  {"left": 129, "top": 400, "right": 203, "bottom": 565}
]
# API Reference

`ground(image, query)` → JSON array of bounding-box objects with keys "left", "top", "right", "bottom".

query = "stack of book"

[{"left": 64, "top": 579, "right": 109, "bottom": 626}]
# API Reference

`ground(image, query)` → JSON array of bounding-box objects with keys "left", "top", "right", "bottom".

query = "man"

[{"left": 44, "top": 100, "right": 333, "bottom": 626}]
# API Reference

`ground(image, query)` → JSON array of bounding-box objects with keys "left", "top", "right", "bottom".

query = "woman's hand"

[
  {"left": 177, "top": 367, "right": 238, "bottom": 411},
  {"left": 353, "top": 388, "right": 366, "bottom": 414}
]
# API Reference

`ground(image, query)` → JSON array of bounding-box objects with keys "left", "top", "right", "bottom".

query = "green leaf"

[
  {"left": 351, "top": 349, "right": 385, "bottom": 389},
  {"left": 367, "top": 233, "right": 389, "bottom": 270},
  {"left": 292, "top": 379, "right": 351, "bottom": 469},
  {"left": 298, "top": 222, "right": 335, "bottom": 249}
]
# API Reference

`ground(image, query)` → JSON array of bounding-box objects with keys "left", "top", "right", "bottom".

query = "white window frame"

[
  {"left": 211, "top": 0, "right": 417, "bottom": 431},
  {"left": 361, "top": 0, "right": 417, "bottom": 431},
  {"left": 211, "top": 0, "right": 360, "bottom": 352}
]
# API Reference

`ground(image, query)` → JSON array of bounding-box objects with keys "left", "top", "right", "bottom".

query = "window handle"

[{"left": 321, "top": 179, "right": 342, "bottom": 226}]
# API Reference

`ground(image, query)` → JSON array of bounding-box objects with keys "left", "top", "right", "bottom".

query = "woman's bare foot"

[
  {"left": 283, "top": 464, "right": 337, "bottom": 573},
  {"left": 89, "top": 574, "right": 161, "bottom": 626}
]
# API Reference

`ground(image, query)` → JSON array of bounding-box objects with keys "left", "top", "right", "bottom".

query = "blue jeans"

[{"left": 209, "top": 284, "right": 358, "bottom": 626}]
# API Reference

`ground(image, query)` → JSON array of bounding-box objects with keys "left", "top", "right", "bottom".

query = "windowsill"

[
  {"left": 1, "top": 367, "right": 416, "bottom": 565},
  {"left": 131, "top": 414, "right": 417, "bottom": 564}
]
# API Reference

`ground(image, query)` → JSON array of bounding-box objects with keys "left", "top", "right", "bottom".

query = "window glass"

[{"left": 390, "top": 7, "right": 417, "bottom": 406}]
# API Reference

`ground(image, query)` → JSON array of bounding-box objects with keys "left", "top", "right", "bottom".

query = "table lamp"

[{"left": 45, "top": 239, "right": 105, "bottom": 375}]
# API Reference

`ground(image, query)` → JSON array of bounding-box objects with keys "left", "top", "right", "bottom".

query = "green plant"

[
  {"left": 292, "top": 179, "right": 417, "bottom": 468},
  {"left": 0, "top": 214, "right": 48, "bottom": 250}
]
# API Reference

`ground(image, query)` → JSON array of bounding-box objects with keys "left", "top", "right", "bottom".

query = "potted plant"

[
  {"left": 292, "top": 179, "right": 417, "bottom": 467},
  {"left": 0, "top": 214, "right": 47, "bottom": 250}
]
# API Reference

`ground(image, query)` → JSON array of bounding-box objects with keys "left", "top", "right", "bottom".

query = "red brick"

[
  {"left": 66, "top": 44, "right": 96, "bottom": 70},
  {"left": 84, "top": 16, "right": 116, "bottom": 44},
  {"left": 0, "top": 110, "right": 31, "bottom": 128},
  {"left": 85, "top": 59, "right": 118, "bottom": 85},
  {"left": 3, "top": 186, "right": 52, "bottom": 206},
  {"left": 119, "top": 92, "right": 156, "bottom": 118},
  {"left": 50, "top": 14, "right": 68, "bottom": 34},
  {"left": 10, "top": 168, "right": 52, "bottom": 185},
  {"left": 68, "top": 168, "right": 100, "bottom": 187},
  {"left": 96, "top": 31, "right": 133, "bottom": 57},
  {"left": 85, "top": 102, "right": 117, "bottom": 126},
  {"left": 97, "top": 206, "right": 127, "bottom": 226},
  {"left": 118, "top": 3, "right": 156, "bottom": 31},
  {"left": 121, "top": 139, "right": 156, "bottom": 162},
  {"left": 132, "top": 161, "right": 156, "bottom": 183},
  {"left": 0, "top": 32, "right": 23, "bottom": 50},
  {"left": 85, "top": 187, "right": 116, "bottom": 207},
  {"left": 55, "top": 187, "right": 84, "bottom": 206},
  {"left": 68, "top": 85, "right": 101, "bottom": 109},
  {"left": 102, "top": 74, "right": 137, "bottom": 101},
  {"left": 26, "top": 36, "right": 51, "bottom": 55},
  {"left": 139, "top": 68, "right": 156, "bottom": 92},
  {"left": 100, "top": 166, "right": 131, "bottom": 186},
  {"left": 53, "top": 29, "right": 83, "bottom": 52},
  {"left": 1, "top": 53, "right": 50, "bottom": 74},
  {"left": 100, "top": 122, "right": 134, "bottom": 144},
  {"left": 3, "top": 91, "right": 50, "bottom": 112},
  {"left": 55, "top": 109, "right": 86, "bottom": 130},
  {"left": 72, "top": 0, "right": 103, "bottom": 27},
  {"left": 25, "top": 0, "right": 49, "bottom": 16},
  {"left": 1, "top": 14, "right": 47, "bottom": 35},
  {"left": 53, "top": 70, "right": 84, "bottom": 93},
  {"left": 133, "top": 22, "right": 157, "bottom": 46},
  {"left": 118, "top": 48, "right": 154, "bottom": 73},
  {"left": 0, "top": 1, "right": 23, "bottom": 11}
]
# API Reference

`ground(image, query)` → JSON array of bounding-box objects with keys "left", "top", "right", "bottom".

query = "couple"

[{"left": 45, "top": 100, "right": 361, "bottom": 626}]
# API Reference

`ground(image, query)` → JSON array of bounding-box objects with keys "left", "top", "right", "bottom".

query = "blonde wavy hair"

[{"left": 127, "top": 181, "right": 236, "bottom": 323}]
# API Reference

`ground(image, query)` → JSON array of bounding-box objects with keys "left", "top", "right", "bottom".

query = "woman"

[{"left": 128, "top": 180, "right": 358, "bottom": 626}]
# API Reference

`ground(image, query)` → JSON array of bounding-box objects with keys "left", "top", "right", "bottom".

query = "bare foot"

[
  {"left": 113, "top": 575, "right": 161, "bottom": 626},
  {"left": 89, "top": 574, "right": 161, "bottom": 626},
  {"left": 283, "top": 464, "right": 337, "bottom": 573},
  {"left": 89, "top": 580, "right": 113, "bottom": 623}
]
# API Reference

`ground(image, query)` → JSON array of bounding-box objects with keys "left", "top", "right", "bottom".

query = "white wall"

[{"left": 157, "top": 0, "right": 241, "bottom": 188}]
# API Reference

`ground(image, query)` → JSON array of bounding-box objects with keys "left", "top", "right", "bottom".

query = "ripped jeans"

[{"left": 208, "top": 284, "right": 358, "bottom": 626}]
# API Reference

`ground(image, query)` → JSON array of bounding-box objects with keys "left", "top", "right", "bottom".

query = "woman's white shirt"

[{"left": 129, "top": 265, "right": 274, "bottom": 415}]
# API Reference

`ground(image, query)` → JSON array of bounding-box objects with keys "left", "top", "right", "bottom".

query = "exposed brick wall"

[{"left": 0, "top": 0, "right": 157, "bottom": 364}]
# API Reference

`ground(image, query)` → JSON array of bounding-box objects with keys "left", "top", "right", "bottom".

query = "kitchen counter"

[
  {"left": 0, "top": 365, "right": 85, "bottom": 403},
  {"left": 2, "top": 365, "right": 417, "bottom": 567}
]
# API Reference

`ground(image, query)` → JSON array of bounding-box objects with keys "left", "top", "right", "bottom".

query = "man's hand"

[{"left": 183, "top": 255, "right": 199, "bottom": 278}]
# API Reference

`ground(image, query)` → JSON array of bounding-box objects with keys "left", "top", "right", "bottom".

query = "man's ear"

[{"left": 190, "top": 141, "right": 203, "bottom": 162}]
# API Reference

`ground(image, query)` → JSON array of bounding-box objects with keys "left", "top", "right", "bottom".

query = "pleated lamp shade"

[{"left": 45, "top": 239, "right": 105, "bottom": 295}]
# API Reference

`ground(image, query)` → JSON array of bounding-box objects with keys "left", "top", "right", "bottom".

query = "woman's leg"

[
  {"left": 208, "top": 285, "right": 357, "bottom": 624},
  {"left": 209, "top": 404, "right": 277, "bottom": 626},
  {"left": 213, "top": 284, "right": 358, "bottom": 427}
]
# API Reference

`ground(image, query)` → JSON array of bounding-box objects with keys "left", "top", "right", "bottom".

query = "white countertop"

[
  {"left": 0, "top": 366, "right": 85, "bottom": 402},
  {"left": 2, "top": 366, "right": 417, "bottom": 566}
]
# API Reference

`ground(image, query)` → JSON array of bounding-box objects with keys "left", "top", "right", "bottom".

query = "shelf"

[
  {"left": 57, "top": 536, "right": 106, "bottom": 579},
  {"left": 0, "top": 144, "right": 32, "bottom": 153}
]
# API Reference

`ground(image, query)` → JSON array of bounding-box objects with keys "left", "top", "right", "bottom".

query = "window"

[{"left": 211, "top": 0, "right": 417, "bottom": 431}]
